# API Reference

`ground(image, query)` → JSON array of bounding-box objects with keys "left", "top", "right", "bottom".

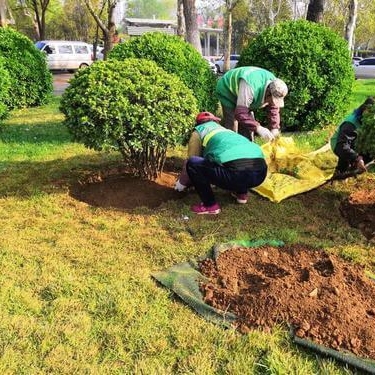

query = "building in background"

[{"left": 122, "top": 17, "right": 222, "bottom": 57}]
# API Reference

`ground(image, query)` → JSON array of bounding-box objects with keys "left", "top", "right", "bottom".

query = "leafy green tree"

[
  {"left": 47, "top": 0, "right": 99, "bottom": 42},
  {"left": 355, "top": 0, "right": 375, "bottom": 49},
  {"left": 60, "top": 59, "right": 198, "bottom": 179},
  {"left": 126, "top": 0, "right": 176, "bottom": 19},
  {"left": 239, "top": 20, "right": 354, "bottom": 131},
  {"left": 109, "top": 32, "right": 218, "bottom": 113}
]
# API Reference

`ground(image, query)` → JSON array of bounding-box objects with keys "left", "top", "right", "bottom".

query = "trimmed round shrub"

[
  {"left": 238, "top": 20, "right": 354, "bottom": 131},
  {"left": 108, "top": 32, "right": 218, "bottom": 114},
  {"left": 356, "top": 103, "right": 375, "bottom": 159},
  {"left": 0, "top": 28, "right": 52, "bottom": 110},
  {"left": 0, "top": 57, "right": 11, "bottom": 120},
  {"left": 60, "top": 59, "right": 198, "bottom": 179}
]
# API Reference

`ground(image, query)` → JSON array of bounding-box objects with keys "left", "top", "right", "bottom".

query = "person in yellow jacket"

[
  {"left": 175, "top": 112, "right": 267, "bottom": 214},
  {"left": 216, "top": 66, "right": 288, "bottom": 141}
]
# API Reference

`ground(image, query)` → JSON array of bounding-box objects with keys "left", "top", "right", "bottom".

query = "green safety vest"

[
  {"left": 195, "top": 121, "right": 264, "bottom": 164},
  {"left": 216, "top": 67, "right": 276, "bottom": 109}
]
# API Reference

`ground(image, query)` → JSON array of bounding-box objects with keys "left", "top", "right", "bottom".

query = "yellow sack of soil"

[{"left": 252, "top": 136, "right": 338, "bottom": 203}]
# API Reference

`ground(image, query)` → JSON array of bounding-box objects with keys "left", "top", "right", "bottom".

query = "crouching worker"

[
  {"left": 330, "top": 96, "right": 375, "bottom": 176},
  {"left": 177, "top": 111, "right": 268, "bottom": 215}
]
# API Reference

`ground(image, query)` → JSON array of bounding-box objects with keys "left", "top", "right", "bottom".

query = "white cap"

[{"left": 268, "top": 78, "right": 288, "bottom": 108}]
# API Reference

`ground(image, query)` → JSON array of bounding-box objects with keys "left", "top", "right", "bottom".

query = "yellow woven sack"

[{"left": 252, "top": 137, "right": 338, "bottom": 202}]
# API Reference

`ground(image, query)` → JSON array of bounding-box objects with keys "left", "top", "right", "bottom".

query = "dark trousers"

[{"left": 186, "top": 156, "right": 267, "bottom": 206}]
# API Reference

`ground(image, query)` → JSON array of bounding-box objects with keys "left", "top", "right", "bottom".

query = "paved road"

[{"left": 52, "top": 71, "right": 74, "bottom": 95}]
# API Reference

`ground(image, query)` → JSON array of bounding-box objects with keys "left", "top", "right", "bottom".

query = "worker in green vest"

[
  {"left": 330, "top": 97, "right": 375, "bottom": 174},
  {"left": 216, "top": 66, "right": 288, "bottom": 142},
  {"left": 176, "top": 112, "right": 267, "bottom": 215}
]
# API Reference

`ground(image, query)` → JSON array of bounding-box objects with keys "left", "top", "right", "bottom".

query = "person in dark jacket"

[
  {"left": 216, "top": 66, "right": 288, "bottom": 142},
  {"left": 176, "top": 112, "right": 268, "bottom": 215},
  {"left": 330, "top": 97, "right": 375, "bottom": 174}
]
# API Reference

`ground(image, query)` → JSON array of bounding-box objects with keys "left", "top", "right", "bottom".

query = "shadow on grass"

[{"left": 0, "top": 149, "right": 372, "bottom": 252}]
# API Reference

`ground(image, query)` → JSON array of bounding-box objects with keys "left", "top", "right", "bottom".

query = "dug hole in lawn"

[{"left": 152, "top": 240, "right": 375, "bottom": 373}]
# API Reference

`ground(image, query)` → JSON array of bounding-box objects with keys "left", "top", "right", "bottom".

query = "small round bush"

[
  {"left": 0, "top": 28, "right": 52, "bottom": 110},
  {"left": 108, "top": 32, "right": 218, "bottom": 114},
  {"left": 238, "top": 20, "right": 354, "bottom": 131},
  {"left": 0, "top": 57, "right": 11, "bottom": 120},
  {"left": 356, "top": 103, "right": 375, "bottom": 159},
  {"left": 60, "top": 59, "right": 198, "bottom": 179}
]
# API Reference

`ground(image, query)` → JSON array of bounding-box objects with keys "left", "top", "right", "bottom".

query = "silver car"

[
  {"left": 214, "top": 54, "right": 240, "bottom": 74},
  {"left": 354, "top": 57, "right": 375, "bottom": 79}
]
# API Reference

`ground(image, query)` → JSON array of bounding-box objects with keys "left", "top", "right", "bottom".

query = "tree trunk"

[
  {"left": 306, "top": 0, "right": 324, "bottom": 23},
  {"left": 223, "top": 0, "right": 240, "bottom": 72},
  {"left": 223, "top": 10, "right": 232, "bottom": 72},
  {"left": 182, "top": 0, "right": 202, "bottom": 54},
  {"left": 177, "top": 0, "right": 185, "bottom": 37},
  {"left": 83, "top": 0, "right": 118, "bottom": 60},
  {"left": 0, "top": 0, "right": 8, "bottom": 27},
  {"left": 344, "top": 0, "right": 357, "bottom": 53}
]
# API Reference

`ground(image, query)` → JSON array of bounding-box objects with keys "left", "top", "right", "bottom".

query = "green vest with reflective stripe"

[
  {"left": 330, "top": 112, "right": 361, "bottom": 150},
  {"left": 216, "top": 67, "right": 276, "bottom": 109},
  {"left": 195, "top": 121, "right": 264, "bottom": 164}
]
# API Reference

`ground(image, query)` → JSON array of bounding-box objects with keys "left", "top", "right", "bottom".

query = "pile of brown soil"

[
  {"left": 340, "top": 188, "right": 375, "bottom": 240},
  {"left": 69, "top": 161, "right": 182, "bottom": 209},
  {"left": 199, "top": 244, "right": 375, "bottom": 360}
]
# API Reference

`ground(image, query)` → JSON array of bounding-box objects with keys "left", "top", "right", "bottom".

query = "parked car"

[
  {"left": 214, "top": 54, "right": 240, "bottom": 73},
  {"left": 35, "top": 40, "right": 93, "bottom": 72},
  {"left": 354, "top": 57, "right": 375, "bottom": 79},
  {"left": 90, "top": 45, "right": 104, "bottom": 61},
  {"left": 203, "top": 56, "right": 217, "bottom": 74},
  {"left": 352, "top": 56, "right": 363, "bottom": 66}
]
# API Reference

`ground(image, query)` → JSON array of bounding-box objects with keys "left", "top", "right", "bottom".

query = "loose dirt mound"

[
  {"left": 69, "top": 161, "right": 182, "bottom": 209},
  {"left": 340, "top": 189, "right": 375, "bottom": 240},
  {"left": 199, "top": 244, "right": 375, "bottom": 360}
]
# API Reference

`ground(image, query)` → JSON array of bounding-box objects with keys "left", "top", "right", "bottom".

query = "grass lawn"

[{"left": 0, "top": 81, "right": 374, "bottom": 374}]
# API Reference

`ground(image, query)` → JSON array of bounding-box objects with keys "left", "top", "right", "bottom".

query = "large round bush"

[
  {"left": 0, "top": 28, "right": 52, "bottom": 110},
  {"left": 0, "top": 57, "right": 11, "bottom": 120},
  {"left": 60, "top": 59, "right": 198, "bottom": 179},
  {"left": 108, "top": 32, "right": 218, "bottom": 114},
  {"left": 238, "top": 20, "right": 354, "bottom": 131},
  {"left": 356, "top": 102, "right": 375, "bottom": 159}
]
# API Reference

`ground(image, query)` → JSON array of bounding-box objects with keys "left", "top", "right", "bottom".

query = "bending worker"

[
  {"left": 216, "top": 66, "right": 288, "bottom": 142},
  {"left": 176, "top": 111, "right": 267, "bottom": 215},
  {"left": 330, "top": 96, "right": 375, "bottom": 175}
]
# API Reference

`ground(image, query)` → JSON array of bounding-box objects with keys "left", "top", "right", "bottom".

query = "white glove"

[
  {"left": 174, "top": 180, "right": 187, "bottom": 192},
  {"left": 256, "top": 125, "right": 275, "bottom": 142},
  {"left": 271, "top": 128, "right": 280, "bottom": 137},
  {"left": 355, "top": 156, "right": 367, "bottom": 172}
]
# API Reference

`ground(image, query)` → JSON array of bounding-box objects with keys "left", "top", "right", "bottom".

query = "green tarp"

[{"left": 152, "top": 240, "right": 375, "bottom": 374}]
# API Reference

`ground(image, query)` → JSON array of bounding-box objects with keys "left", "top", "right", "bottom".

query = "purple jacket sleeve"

[
  {"left": 234, "top": 105, "right": 260, "bottom": 131},
  {"left": 267, "top": 105, "right": 280, "bottom": 130}
]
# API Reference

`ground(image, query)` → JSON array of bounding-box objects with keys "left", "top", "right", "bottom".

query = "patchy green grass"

[{"left": 0, "top": 81, "right": 374, "bottom": 374}]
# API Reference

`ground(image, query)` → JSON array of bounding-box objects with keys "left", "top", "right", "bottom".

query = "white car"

[
  {"left": 36, "top": 40, "right": 93, "bottom": 71},
  {"left": 203, "top": 56, "right": 217, "bottom": 74},
  {"left": 354, "top": 57, "right": 375, "bottom": 79},
  {"left": 214, "top": 54, "right": 240, "bottom": 73}
]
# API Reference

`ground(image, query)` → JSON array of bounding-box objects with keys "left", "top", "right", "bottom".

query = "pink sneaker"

[
  {"left": 231, "top": 193, "right": 248, "bottom": 204},
  {"left": 191, "top": 202, "right": 221, "bottom": 215}
]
